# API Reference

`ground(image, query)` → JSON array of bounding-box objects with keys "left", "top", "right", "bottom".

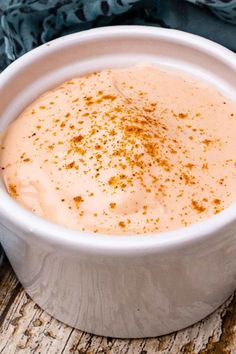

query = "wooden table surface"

[{"left": 0, "top": 256, "right": 236, "bottom": 354}]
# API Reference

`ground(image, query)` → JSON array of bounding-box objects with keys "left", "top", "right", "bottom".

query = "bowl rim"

[{"left": 0, "top": 25, "right": 236, "bottom": 255}]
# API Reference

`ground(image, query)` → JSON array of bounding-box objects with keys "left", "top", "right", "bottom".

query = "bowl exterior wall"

[{"left": 0, "top": 27, "right": 236, "bottom": 338}]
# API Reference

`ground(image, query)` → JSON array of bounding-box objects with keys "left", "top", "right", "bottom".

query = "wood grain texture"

[{"left": 0, "top": 257, "right": 236, "bottom": 354}]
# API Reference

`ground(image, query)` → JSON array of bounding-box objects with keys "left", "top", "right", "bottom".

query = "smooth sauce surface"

[{"left": 1, "top": 65, "right": 236, "bottom": 235}]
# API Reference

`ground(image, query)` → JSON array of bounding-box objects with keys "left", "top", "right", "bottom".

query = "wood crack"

[
  {"left": 0, "top": 282, "right": 21, "bottom": 327},
  {"left": 60, "top": 328, "right": 74, "bottom": 354},
  {"left": 200, "top": 292, "right": 236, "bottom": 354}
]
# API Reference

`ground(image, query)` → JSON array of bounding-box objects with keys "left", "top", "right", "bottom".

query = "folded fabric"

[
  {"left": 186, "top": 0, "right": 236, "bottom": 23},
  {"left": 0, "top": 0, "right": 236, "bottom": 72}
]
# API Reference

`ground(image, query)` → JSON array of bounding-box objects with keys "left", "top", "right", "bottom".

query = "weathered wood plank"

[
  {"left": 1, "top": 258, "right": 236, "bottom": 354},
  {"left": 0, "top": 257, "right": 20, "bottom": 320}
]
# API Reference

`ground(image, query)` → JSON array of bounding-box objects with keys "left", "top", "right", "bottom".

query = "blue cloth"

[
  {"left": 188, "top": 0, "right": 236, "bottom": 23},
  {"left": 0, "top": 0, "right": 236, "bottom": 72}
]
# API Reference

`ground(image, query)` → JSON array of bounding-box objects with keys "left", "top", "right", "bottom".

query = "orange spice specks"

[
  {"left": 178, "top": 113, "right": 188, "bottom": 119},
  {"left": 84, "top": 96, "right": 94, "bottom": 106},
  {"left": 108, "top": 176, "right": 117, "bottom": 186},
  {"left": 71, "top": 135, "right": 84, "bottom": 143},
  {"left": 202, "top": 139, "right": 212, "bottom": 146},
  {"left": 108, "top": 174, "right": 131, "bottom": 189},
  {"left": 114, "top": 106, "right": 122, "bottom": 113},
  {"left": 73, "top": 195, "right": 84, "bottom": 208},
  {"left": 185, "top": 163, "right": 195, "bottom": 170},
  {"left": 202, "top": 163, "right": 209, "bottom": 170},
  {"left": 181, "top": 173, "right": 195, "bottom": 185},
  {"left": 65, "top": 161, "right": 75, "bottom": 169},
  {"left": 218, "top": 178, "right": 225, "bottom": 185},
  {"left": 213, "top": 198, "right": 221, "bottom": 205},
  {"left": 191, "top": 200, "right": 206, "bottom": 213},
  {"left": 110, "top": 202, "right": 116, "bottom": 209},
  {"left": 214, "top": 208, "right": 223, "bottom": 215},
  {"left": 8, "top": 184, "right": 18, "bottom": 197},
  {"left": 118, "top": 221, "right": 126, "bottom": 228},
  {"left": 75, "top": 148, "right": 85, "bottom": 155},
  {"left": 101, "top": 94, "right": 117, "bottom": 101}
]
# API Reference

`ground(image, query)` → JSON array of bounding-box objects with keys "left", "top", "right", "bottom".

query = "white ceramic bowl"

[{"left": 0, "top": 26, "right": 236, "bottom": 339}]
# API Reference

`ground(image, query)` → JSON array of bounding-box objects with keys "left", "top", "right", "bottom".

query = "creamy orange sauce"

[{"left": 1, "top": 64, "right": 236, "bottom": 235}]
